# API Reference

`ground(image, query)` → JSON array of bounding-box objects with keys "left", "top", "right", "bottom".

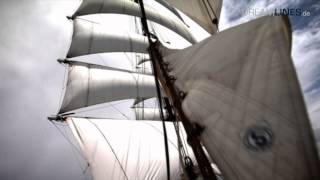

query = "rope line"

[
  {"left": 88, "top": 119, "right": 129, "bottom": 180},
  {"left": 66, "top": 99, "right": 133, "bottom": 115},
  {"left": 57, "top": 64, "right": 68, "bottom": 112},
  {"left": 51, "top": 121, "right": 86, "bottom": 160},
  {"left": 51, "top": 121, "right": 89, "bottom": 180}
]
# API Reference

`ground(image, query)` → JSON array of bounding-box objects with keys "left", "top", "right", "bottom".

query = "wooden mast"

[{"left": 137, "top": 0, "right": 217, "bottom": 179}]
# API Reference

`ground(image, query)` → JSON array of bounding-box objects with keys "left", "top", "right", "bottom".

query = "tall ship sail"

[{"left": 49, "top": 0, "right": 320, "bottom": 180}]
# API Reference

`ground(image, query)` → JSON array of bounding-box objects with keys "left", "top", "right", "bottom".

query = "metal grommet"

[
  {"left": 168, "top": 75, "right": 176, "bottom": 82},
  {"left": 179, "top": 91, "right": 186, "bottom": 99},
  {"left": 244, "top": 126, "right": 273, "bottom": 151}
]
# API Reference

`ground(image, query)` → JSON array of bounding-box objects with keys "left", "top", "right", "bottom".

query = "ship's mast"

[
  {"left": 137, "top": 0, "right": 217, "bottom": 179},
  {"left": 136, "top": 0, "right": 171, "bottom": 179}
]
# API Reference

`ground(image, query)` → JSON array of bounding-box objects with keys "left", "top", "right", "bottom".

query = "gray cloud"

[{"left": 0, "top": 0, "right": 91, "bottom": 179}]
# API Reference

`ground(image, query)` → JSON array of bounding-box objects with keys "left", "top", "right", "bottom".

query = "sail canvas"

[{"left": 159, "top": 15, "right": 320, "bottom": 180}]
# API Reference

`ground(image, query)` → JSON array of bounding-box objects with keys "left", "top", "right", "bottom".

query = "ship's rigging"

[
  {"left": 49, "top": 0, "right": 210, "bottom": 179},
  {"left": 48, "top": 0, "right": 320, "bottom": 180},
  {"left": 136, "top": 1, "right": 218, "bottom": 179}
]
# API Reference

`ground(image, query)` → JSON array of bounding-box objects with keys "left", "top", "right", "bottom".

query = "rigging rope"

[
  {"left": 65, "top": 99, "right": 133, "bottom": 115},
  {"left": 51, "top": 121, "right": 89, "bottom": 180},
  {"left": 74, "top": 17, "right": 101, "bottom": 25},
  {"left": 57, "top": 64, "right": 68, "bottom": 112},
  {"left": 109, "top": 103, "right": 131, "bottom": 120},
  {"left": 144, "top": 122, "right": 178, "bottom": 149},
  {"left": 88, "top": 119, "right": 129, "bottom": 180},
  {"left": 123, "top": 125, "right": 133, "bottom": 175},
  {"left": 61, "top": 126, "right": 91, "bottom": 179},
  {"left": 51, "top": 121, "right": 86, "bottom": 160},
  {"left": 137, "top": 1, "right": 171, "bottom": 179},
  {"left": 173, "top": 122, "right": 187, "bottom": 158}
]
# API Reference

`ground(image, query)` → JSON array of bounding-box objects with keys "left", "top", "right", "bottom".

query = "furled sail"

[
  {"left": 134, "top": 107, "right": 167, "bottom": 121},
  {"left": 67, "top": 19, "right": 149, "bottom": 58},
  {"left": 67, "top": 118, "right": 183, "bottom": 180},
  {"left": 156, "top": 0, "right": 223, "bottom": 34},
  {"left": 158, "top": 16, "right": 320, "bottom": 180},
  {"left": 59, "top": 61, "right": 157, "bottom": 113},
  {"left": 71, "top": 0, "right": 197, "bottom": 43}
]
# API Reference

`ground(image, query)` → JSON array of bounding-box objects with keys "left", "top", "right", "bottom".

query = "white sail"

[
  {"left": 134, "top": 107, "right": 167, "bottom": 121},
  {"left": 71, "top": 0, "right": 197, "bottom": 43},
  {"left": 159, "top": 16, "right": 320, "bottom": 180},
  {"left": 67, "top": 117, "right": 183, "bottom": 180},
  {"left": 158, "top": 0, "right": 223, "bottom": 34},
  {"left": 68, "top": 53, "right": 153, "bottom": 75},
  {"left": 59, "top": 62, "right": 157, "bottom": 113},
  {"left": 67, "top": 19, "right": 149, "bottom": 58}
]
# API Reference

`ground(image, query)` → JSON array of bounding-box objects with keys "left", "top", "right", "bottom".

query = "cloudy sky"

[{"left": 0, "top": 0, "right": 319, "bottom": 180}]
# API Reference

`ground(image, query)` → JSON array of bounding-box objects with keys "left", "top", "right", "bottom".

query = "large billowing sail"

[
  {"left": 71, "top": 0, "right": 197, "bottom": 43},
  {"left": 67, "top": 118, "right": 183, "bottom": 180},
  {"left": 67, "top": 19, "right": 148, "bottom": 58},
  {"left": 159, "top": 16, "right": 320, "bottom": 180},
  {"left": 156, "top": 0, "right": 223, "bottom": 34},
  {"left": 59, "top": 61, "right": 157, "bottom": 113}
]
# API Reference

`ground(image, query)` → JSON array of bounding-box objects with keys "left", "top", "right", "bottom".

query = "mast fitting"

[
  {"left": 184, "top": 156, "right": 198, "bottom": 179},
  {"left": 179, "top": 91, "right": 186, "bottom": 99},
  {"left": 57, "top": 59, "right": 69, "bottom": 64},
  {"left": 187, "top": 123, "right": 205, "bottom": 145},
  {"left": 66, "top": 16, "right": 74, "bottom": 20},
  {"left": 47, "top": 112, "right": 74, "bottom": 122},
  {"left": 168, "top": 75, "right": 176, "bottom": 83},
  {"left": 47, "top": 115, "right": 65, "bottom": 122}
]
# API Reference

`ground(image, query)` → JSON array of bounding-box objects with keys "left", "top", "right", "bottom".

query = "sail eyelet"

[
  {"left": 244, "top": 126, "right": 273, "bottom": 151},
  {"left": 168, "top": 75, "right": 177, "bottom": 82},
  {"left": 179, "top": 91, "right": 186, "bottom": 99}
]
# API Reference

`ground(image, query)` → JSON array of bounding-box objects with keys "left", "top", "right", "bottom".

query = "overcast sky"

[{"left": 0, "top": 0, "right": 319, "bottom": 180}]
